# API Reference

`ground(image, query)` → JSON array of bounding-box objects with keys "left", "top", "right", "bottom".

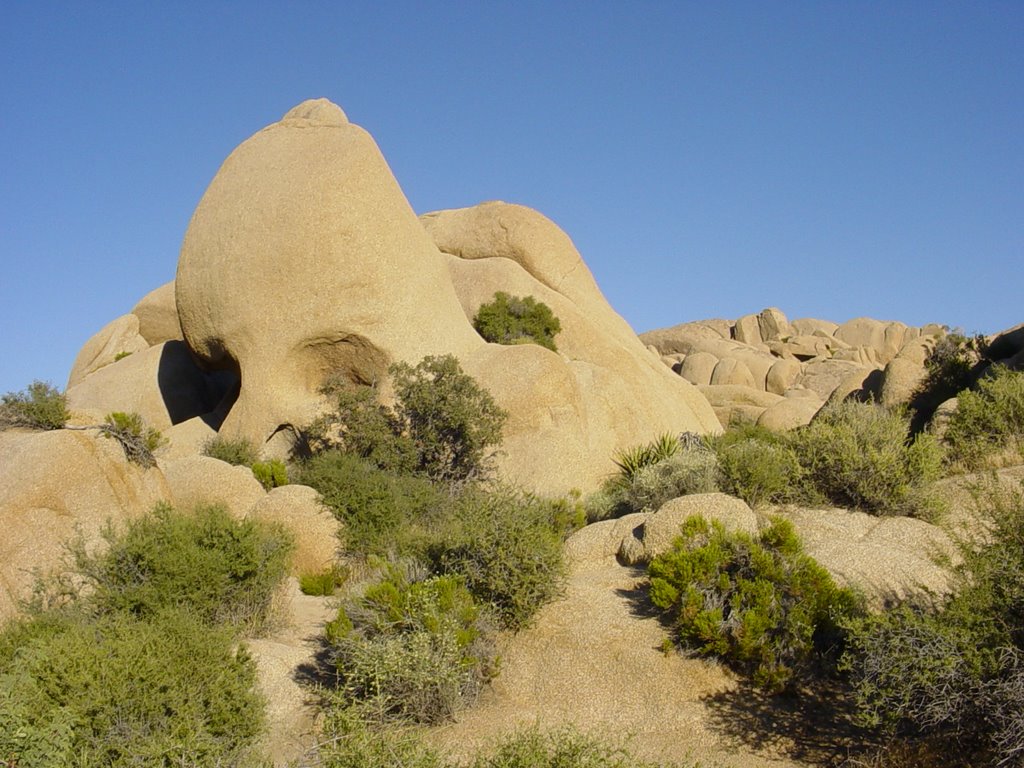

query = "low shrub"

[
  {"left": 611, "top": 433, "right": 682, "bottom": 487},
  {"left": 716, "top": 437, "right": 802, "bottom": 508},
  {"left": 391, "top": 354, "right": 508, "bottom": 487},
  {"left": 310, "top": 355, "right": 507, "bottom": 487},
  {"left": 649, "top": 515, "right": 860, "bottom": 692},
  {"left": 842, "top": 484, "right": 1024, "bottom": 765},
  {"left": 74, "top": 502, "right": 293, "bottom": 632},
  {"left": 300, "top": 564, "right": 349, "bottom": 596},
  {"left": 437, "top": 487, "right": 568, "bottom": 631},
  {"left": 909, "top": 330, "right": 988, "bottom": 433},
  {"left": 790, "top": 401, "right": 945, "bottom": 517},
  {"left": 944, "top": 365, "right": 1024, "bottom": 469},
  {"left": 473, "top": 291, "right": 562, "bottom": 352},
  {"left": 0, "top": 380, "right": 68, "bottom": 431},
  {"left": 99, "top": 411, "right": 165, "bottom": 468},
  {"left": 252, "top": 458, "right": 289, "bottom": 490},
  {"left": 297, "top": 450, "right": 445, "bottom": 558},
  {"left": 0, "top": 608, "right": 265, "bottom": 768},
  {"left": 202, "top": 434, "right": 260, "bottom": 466},
  {"left": 328, "top": 567, "right": 494, "bottom": 725},
  {"left": 465, "top": 724, "right": 683, "bottom": 768},
  {"left": 315, "top": 700, "right": 445, "bottom": 768}
]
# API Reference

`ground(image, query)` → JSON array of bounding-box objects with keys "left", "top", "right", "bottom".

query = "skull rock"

[{"left": 175, "top": 99, "right": 480, "bottom": 451}]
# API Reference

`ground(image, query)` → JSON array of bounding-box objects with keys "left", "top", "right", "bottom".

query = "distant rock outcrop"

[{"left": 642, "top": 308, "right": 947, "bottom": 428}]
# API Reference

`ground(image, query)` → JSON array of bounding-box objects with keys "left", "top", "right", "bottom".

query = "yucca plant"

[{"left": 612, "top": 433, "right": 681, "bottom": 485}]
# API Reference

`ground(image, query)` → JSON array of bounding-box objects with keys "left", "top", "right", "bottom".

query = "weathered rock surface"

[
  {"left": 246, "top": 485, "right": 340, "bottom": 576},
  {"left": 67, "top": 314, "right": 150, "bottom": 388},
  {"left": 0, "top": 429, "right": 170, "bottom": 621},
  {"left": 161, "top": 456, "right": 265, "bottom": 519},
  {"left": 131, "top": 281, "right": 183, "bottom": 345},
  {"left": 173, "top": 99, "right": 720, "bottom": 494}
]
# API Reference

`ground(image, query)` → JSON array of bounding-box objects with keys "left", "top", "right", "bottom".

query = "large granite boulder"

[
  {"left": 174, "top": 99, "right": 720, "bottom": 494},
  {"left": 0, "top": 429, "right": 170, "bottom": 621},
  {"left": 131, "top": 281, "right": 182, "bottom": 345}
]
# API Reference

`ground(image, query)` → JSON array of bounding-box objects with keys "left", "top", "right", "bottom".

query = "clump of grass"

[{"left": 202, "top": 435, "right": 260, "bottom": 466}]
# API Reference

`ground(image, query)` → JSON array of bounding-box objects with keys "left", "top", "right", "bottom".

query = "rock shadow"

[{"left": 698, "top": 679, "right": 880, "bottom": 766}]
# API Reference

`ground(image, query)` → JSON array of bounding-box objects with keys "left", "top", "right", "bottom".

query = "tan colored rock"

[
  {"left": 66, "top": 341, "right": 230, "bottom": 432},
  {"left": 757, "top": 307, "right": 792, "bottom": 342},
  {"left": 161, "top": 456, "right": 265, "bottom": 519},
  {"left": 880, "top": 357, "right": 927, "bottom": 408},
  {"left": 710, "top": 357, "right": 756, "bottom": 388},
  {"left": 832, "top": 345, "right": 881, "bottom": 367},
  {"left": 791, "top": 318, "right": 838, "bottom": 337},
  {"left": 989, "top": 322, "right": 1024, "bottom": 362},
  {"left": 175, "top": 99, "right": 720, "bottom": 495},
  {"left": 161, "top": 416, "right": 218, "bottom": 460},
  {"left": 67, "top": 314, "right": 150, "bottom": 388},
  {"left": 732, "top": 313, "right": 762, "bottom": 345},
  {"left": 0, "top": 429, "right": 170, "bottom": 621},
  {"left": 824, "top": 367, "right": 885, "bottom": 407},
  {"left": 678, "top": 351, "right": 718, "bottom": 386},
  {"left": 618, "top": 493, "right": 759, "bottom": 565},
  {"left": 247, "top": 485, "right": 340, "bottom": 576},
  {"left": 895, "top": 336, "right": 935, "bottom": 366},
  {"left": 765, "top": 358, "right": 802, "bottom": 395},
  {"left": 639, "top": 322, "right": 729, "bottom": 355},
  {"left": 798, "top": 359, "right": 874, "bottom": 401},
  {"left": 778, "top": 505, "right": 955, "bottom": 605},
  {"left": 698, "top": 385, "right": 782, "bottom": 428},
  {"left": 834, "top": 318, "right": 910, "bottom": 365},
  {"left": 930, "top": 397, "right": 959, "bottom": 439},
  {"left": 131, "top": 281, "right": 182, "bottom": 345},
  {"left": 564, "top": 513, "right": 647, "bottom": 568},
  {"left": 757, "top": 397, "right": 822, "bottom": 432}
]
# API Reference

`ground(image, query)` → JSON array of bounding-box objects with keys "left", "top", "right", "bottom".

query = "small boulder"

[
  {"left": 247, "top": 485, "right": 340, "bottom": 576},
  {"left": 67, "top": 314, "right": 150, "bottom": 388},
  {"left": 677, "top": 351, "right": 719, "bottom": 386},
  {"left": 880, "top": 357, "right": 927, "bottom": 408},
  {"left": 710, "top": 358, "right": 756, "bottom": 388},
  {"left": 161, "top": 456, "right": 265, "bottom": 519},
  {"left": 757, "top": 397, "right": 822, "bottom": 432},
  {"left": 618, "top": 493, "right": 759, "bottom": 564},
  {"left": 131, "top": 281, "right": 183, "bottom": 345}
]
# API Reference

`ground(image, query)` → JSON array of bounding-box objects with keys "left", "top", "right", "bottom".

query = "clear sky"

[{"left": 1, "top": 2, "right": 1021, "bottom": 395}]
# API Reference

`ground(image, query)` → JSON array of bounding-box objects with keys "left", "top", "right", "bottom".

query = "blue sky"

[{"left": 1, "top": 2, "right": 1021, "bottom": 395}]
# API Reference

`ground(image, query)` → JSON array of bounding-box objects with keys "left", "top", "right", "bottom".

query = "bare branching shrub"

[{"left": 99, "top": 411, "right": 165, "bottom": 468}]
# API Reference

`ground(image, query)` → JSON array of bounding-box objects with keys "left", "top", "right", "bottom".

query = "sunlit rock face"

[{"left": 176, "top": 98, "right": 720, "bottom": 494}]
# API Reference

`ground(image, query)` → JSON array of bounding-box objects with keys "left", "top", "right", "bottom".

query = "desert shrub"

[
  {"left": 307, "top": 382, "right": 418, "bottom": 474},
  {"left": 327, "top": 567, "right": 494, "bottom": 725},
  {"left": 436, "top": 487, "right": 568, "bottom": 631},
  {"left": 944, "top": 365, "right": 1024, "bottom": 468},
  {"left": 589, "top": 444, "right": 720, "bottom": 521},
  {"left": 908, "top": 330, "right": 988, "bottom": 433},
  {"left": 75, "top": 502, "right": 293, "bottom": 632},
  {"left": 310, "top": 355, "right": 507, "bottom": 487},
  {"left": 716, "top": 437, "right": 802, "bottom": 508},
  {"left": 473, "top": 291, "right": 562, "bottom": 352},
  {"left": 252, "top": 458, "right": 289, "bottom": 490},
  {"left": 99, "top": 411, "right": 165, "bottom": 468},
  {"left": 297, "top": 450, "right": 445, "bottom": 558},
  {"left": 790, "top": 401, "right": 945, "bottom": 517},
  {"left": 300, "top": 564, "right": 349, "bottom": 597},
  {"left": 391, "top": 354, "right": 508, "bottom": 486},
  {"left": 0, "top": 608, "right": 264, "bottom": 768},
  {"left": 649, "top": 515, "right": 860, "bottom": 692},
  {"left": 202, "top": 434, "right": 260, "bottom": 466},
  {"left": 465, "top": 724, "right": 683, "bottom": 768},
  {"left": 610, "top": 433, "right": 682, "bottom": 486},
  {"left": 0, "top": 380, "right": 68, "bottom": 431},
  {"left": 315, "top": 700, "right": 446, "bottom": 768},
  {"left": 842, "top": 485, "right": 1024, "bottom": 764}
]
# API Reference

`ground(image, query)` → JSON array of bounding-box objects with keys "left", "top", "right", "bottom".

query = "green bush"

[
  {"left": 391, "top": 354, "right": 508, "bottom": 486},
  {"left": 297, "top": 450, "right": 445, "bottom": 558},
  {"left": 909, "top": 331, "right": 988, "bottom": 432},
  {"left": 328, "top": 567, "right": 493, "bottom": 725},
  {"left": 202, "top": 434, "right": 260, "bottom": 466},
  {"left": 307, "top": 383, "right": 418, "bottom": 473},
  {"left": 473, "top": 291, "right": 562, "bottom": 352},
  {"left": 649, "top": 515, "right": 860, "bottom": 692},
  {"left": 300, "top": 564, "right": 349, "bottom": 597},
  {"left": 315, "top": 700, "right": 446, "bottom": 768},
  {"left": 75, "top": 503, "right": 293, "bottom": 632},
  {"left": 944, "top": 365, "right": 1024, "bottom": 468},
  {"left": 437, "top": 487, "right": 568, "bottom": 631},
  {"left": 252, "top": 458, "right": 289, "bottom": 490},
  {"left": 842, "top": 484, "right": 1024, "bottom": 764},
  {"left": 0, "top": 380, "right": 68, "bottom": 431},
  {"left": 0, "top": 608, "right": 264, "bottom": 768},
  {"left": 610, "top": 433, "right": 682, "bottom": 487},
  {"left": 716, "top": 437, "right": 802, "bottom": 508},
  {"left": 99, "top": 411, "right": 165, "bottom": 468},
  {"left": 465, "top": 724, "right": 682, "bottom": 768},
  {"left": 790, "top": 401, "right": 945, "bottom": 517},
  {"left": 309, "top": 355, "right": 507, "bottom": 487}
]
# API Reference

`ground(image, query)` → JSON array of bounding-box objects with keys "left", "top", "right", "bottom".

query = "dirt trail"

[{"left": 426, "top": 552, "right": 854, "bottom": 768}]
